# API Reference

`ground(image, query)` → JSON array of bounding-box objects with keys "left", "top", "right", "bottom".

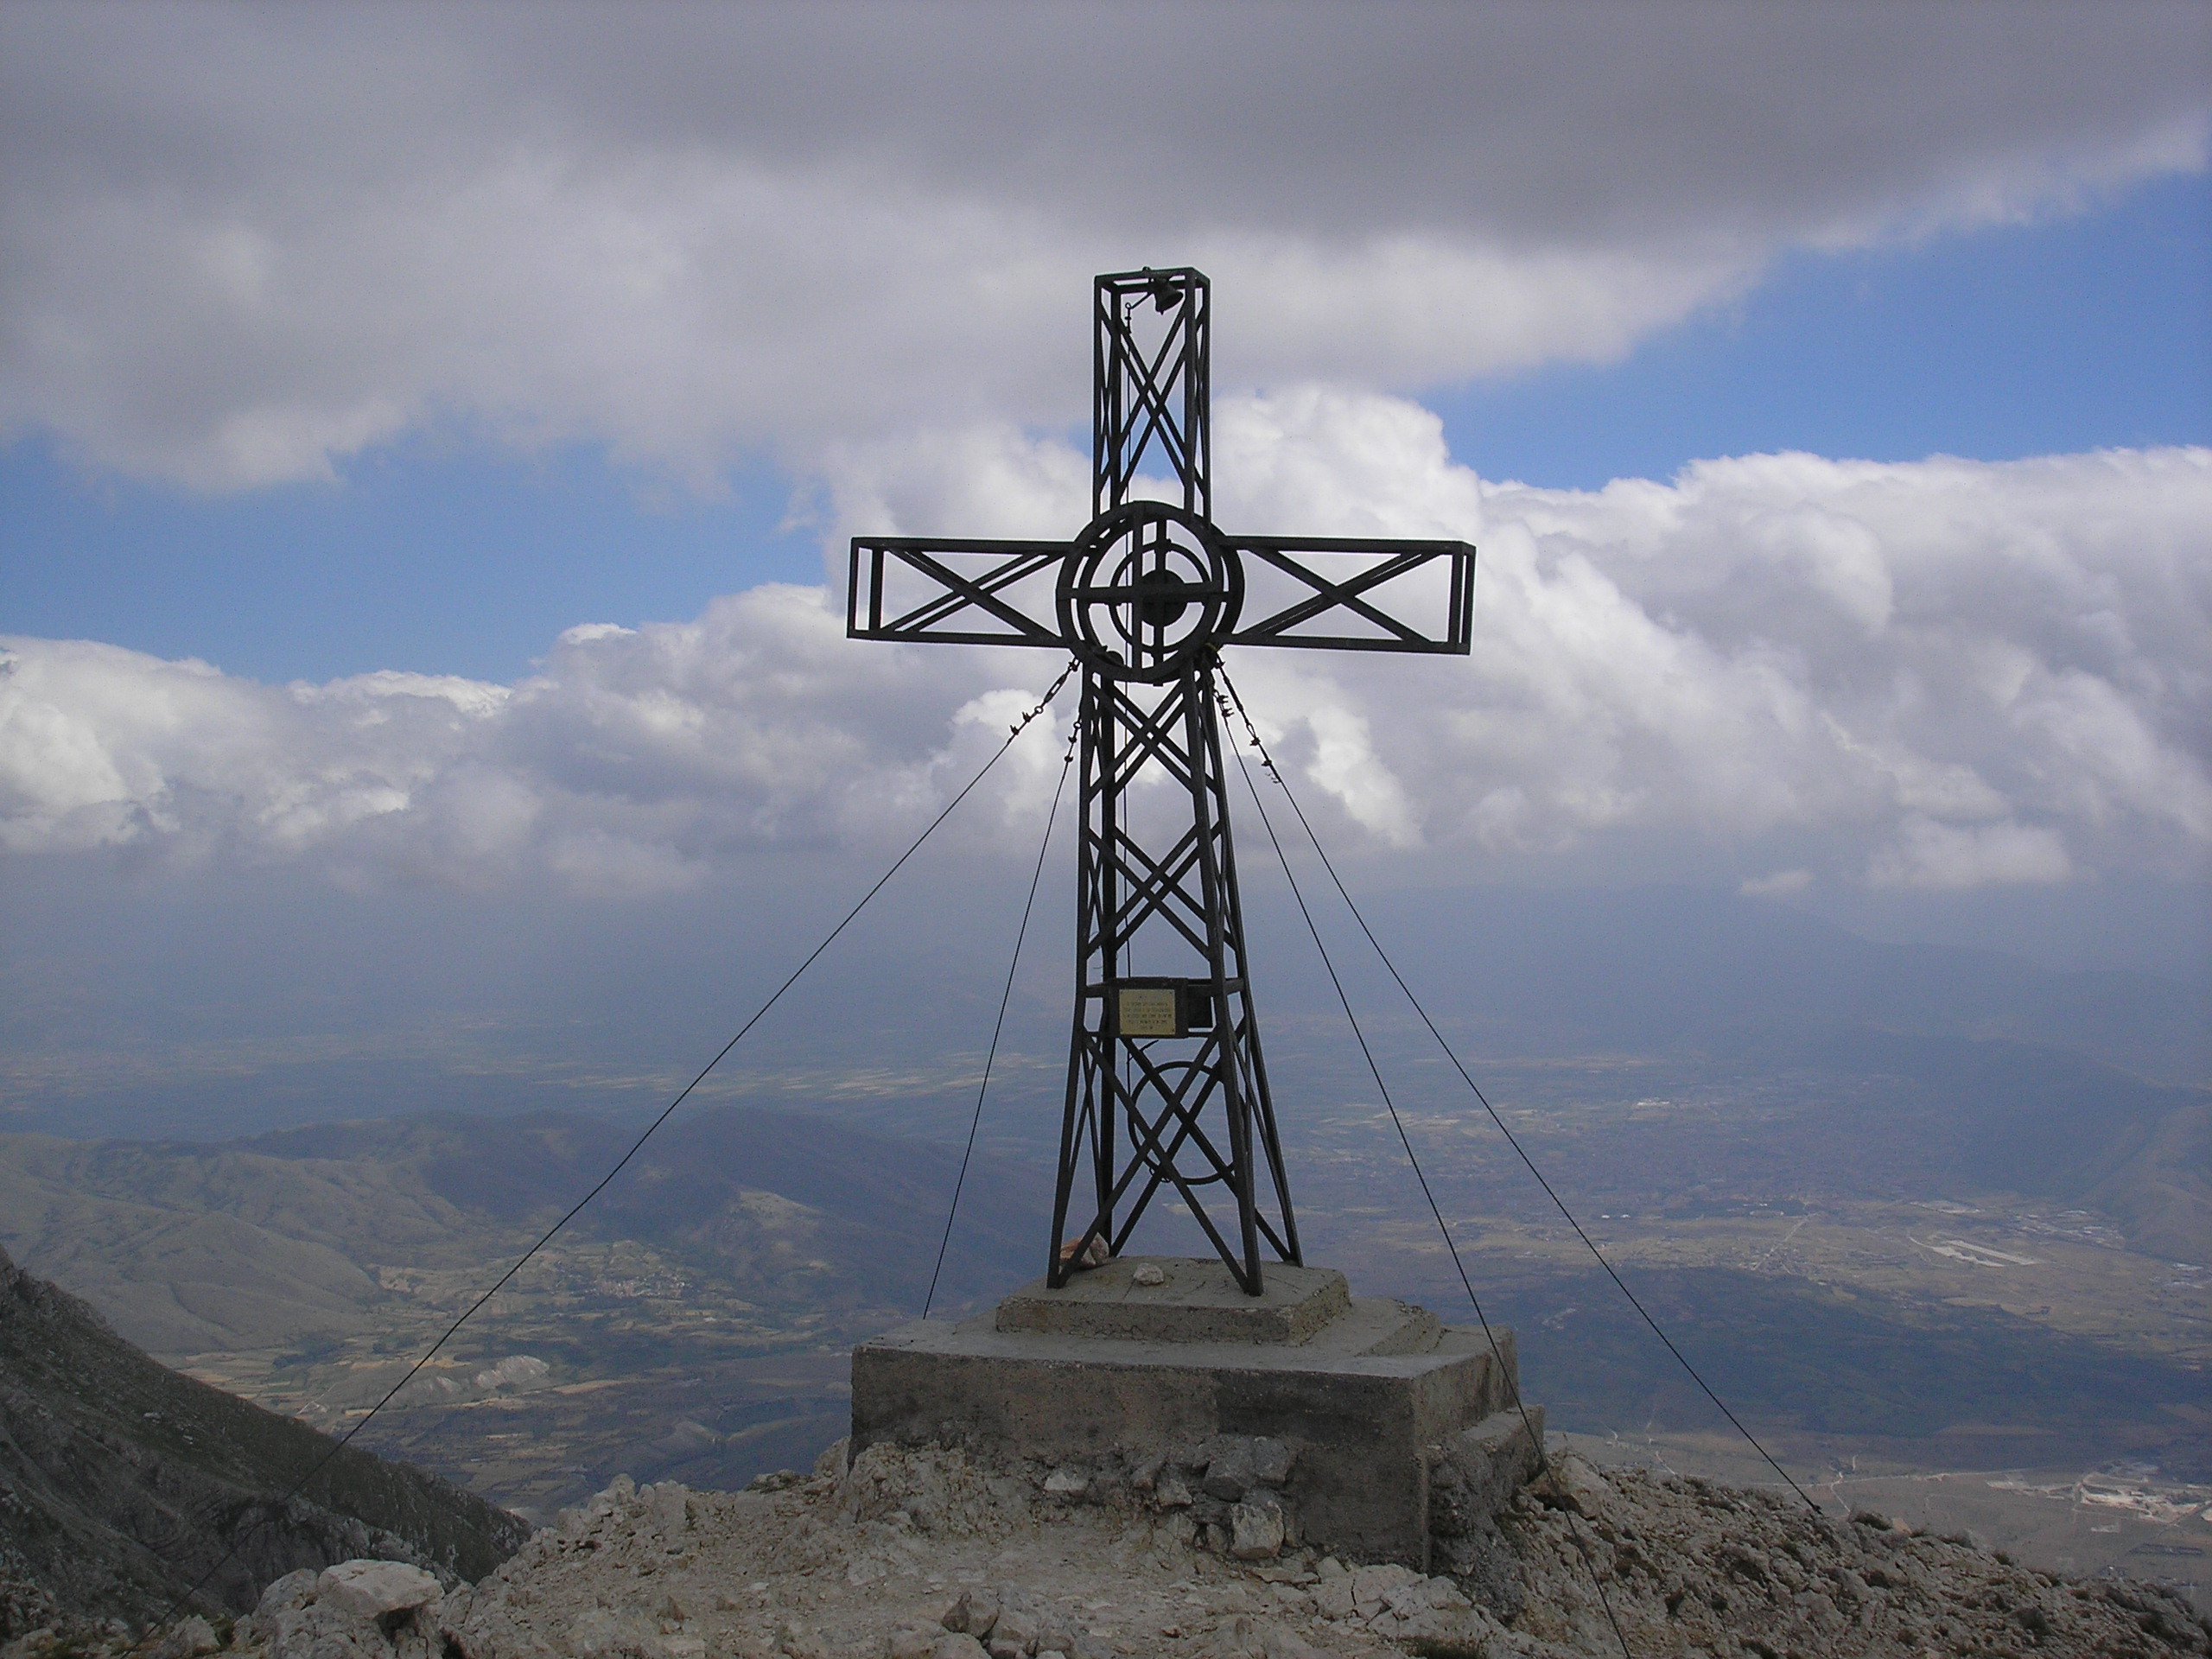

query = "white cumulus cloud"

[{"left": 5, "top": 399, "right": 2205, "bottom": 896}]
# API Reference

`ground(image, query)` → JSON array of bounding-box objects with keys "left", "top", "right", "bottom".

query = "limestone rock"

[
  {"left": 1247, "top": 1440, "right": 1294, "bottom": 1487},
  {"left": 425, "top": 1436, "right": 2212, "bottom": 1659},
  {"left": 941, "top": 1588, "right": 1000, "bottom": 1637},
  {"left": 255, "top": 1568, "right": 322, "bottom": 1621},
  {"left": 1532, "top": 1449, "right": 1611, "bottom": 1516},
  {"left": 566, "top": 1606, "right": 663, "bottom": 1657},
  {"left": 1396, "top": 1599, "right": 1499, "bottom": 1651},
  {"left": 1200, "top": 1445, "right": 1254, "bottom": 1502},
  {"left": 261, "top": 1597, "right": 395, "bottom": 1659},
  {"left": 1229, "top": 1499, "right": 1286, "bottom": 1561},
  {"left": 149, "top": 1614, "right": 219, "bottom": 1659},
  {"left": 232, "top": 1558, "right": 464, "bottom": 1659},
  {"left": 983, "top": 1605, "right": 1038, "bottom": 1656},
  {"left": 320, "top": 1559, "right": 444, "bottom": 1621},
  {"left": 1433, "top": 1523, "right": 1525, "bottom": 1620},
  {"left": 1348, "top": 1560, "right": 1416, "bottom": 1617}
]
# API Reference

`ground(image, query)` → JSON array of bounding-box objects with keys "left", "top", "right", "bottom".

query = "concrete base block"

[
  {"left": 1427, "top": 1408, "right": 1547, "bottom": 1618},
  {"left": 995, "top": 1257, "right": 1355, "bottom": 1345},
  {"left": 849, "top": 1258, "right": 1536, "bottom": 1570}
]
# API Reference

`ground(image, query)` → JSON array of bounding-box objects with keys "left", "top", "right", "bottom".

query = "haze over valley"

[{"left": 5, "top": 892, "right": 2204, "bottom": 1604}]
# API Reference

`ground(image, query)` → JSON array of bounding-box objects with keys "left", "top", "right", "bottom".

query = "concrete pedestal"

[{"left": 850, "top": 1256, "right": 1540, "bottom": 1568}]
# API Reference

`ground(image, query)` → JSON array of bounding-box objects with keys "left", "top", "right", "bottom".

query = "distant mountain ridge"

[
  {"left": 0, "top": 1104, "right": 1046, "bottom": 1359},
  {"left": 1357, "top": 887, "right": 2209, "bottom": 1083},
  {"left": 0, "top": 1243, "right": 527, "bottom": 1630},
  {"left": 3, "top": 1041, "right": 2202, "bottom": 1376},
  {"left": 1722, "top": 1029, "right": 2209, "bottom": 1261}
]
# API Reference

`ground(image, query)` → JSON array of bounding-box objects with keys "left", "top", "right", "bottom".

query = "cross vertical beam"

[
  {"left": 1051, "top": 269, "right": 1293, "bottom": 1293},
  {"left": 1095, "top": 269, "right": 1210, "bottom": 518},
  {"left": 844, "top": 268, "right": 1475, "bottom": 1296}
]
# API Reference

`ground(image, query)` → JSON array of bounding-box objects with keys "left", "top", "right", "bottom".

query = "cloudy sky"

[{"left": 2, "top": 2, "right": 2208, "bottom": 1135}]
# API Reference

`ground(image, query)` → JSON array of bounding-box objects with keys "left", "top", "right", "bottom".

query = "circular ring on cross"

[
  {"left": 1124, "top": 1058, "right": 1231, "bottom": 1186},
  {"left": 1058, "top": 502, "right": 1243, "bottom": 683}
]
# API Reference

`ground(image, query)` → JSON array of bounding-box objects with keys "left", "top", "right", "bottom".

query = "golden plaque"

[{"left": 1117, "top": 985, "right": 1180, "bottom": 1037}]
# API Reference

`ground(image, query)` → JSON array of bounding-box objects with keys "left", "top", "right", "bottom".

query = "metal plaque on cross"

[{"left": 849, "top": 267, "right": 1475, "bottom": 1294}]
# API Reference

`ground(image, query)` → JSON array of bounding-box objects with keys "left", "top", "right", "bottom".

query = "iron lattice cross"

[{"left": 849, "top": 268, "right": 1475, "bottom": 1294}]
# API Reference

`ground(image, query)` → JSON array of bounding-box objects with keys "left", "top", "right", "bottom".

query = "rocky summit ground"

[{"left": 18, "top": 1436, "right": 2211, "bottom": 1659}]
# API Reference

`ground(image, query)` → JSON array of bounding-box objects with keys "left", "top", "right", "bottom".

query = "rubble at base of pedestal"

[{"left": 60, "top": 1442, "right": 2212, "bottom": 1659}]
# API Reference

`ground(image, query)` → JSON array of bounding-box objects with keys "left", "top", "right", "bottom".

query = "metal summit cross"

[{"left": 849, "top": 268, "right": 1474, "bottom": 1295}]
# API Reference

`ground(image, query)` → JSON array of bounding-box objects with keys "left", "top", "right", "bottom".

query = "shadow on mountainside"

[{"left": 0, "top": 1243, "right": 527, "bottom": 1630}]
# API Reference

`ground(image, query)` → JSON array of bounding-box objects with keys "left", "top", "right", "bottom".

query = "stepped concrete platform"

[{"left": 850, "top": 1255, "right": 1540, "bottom": 1568}]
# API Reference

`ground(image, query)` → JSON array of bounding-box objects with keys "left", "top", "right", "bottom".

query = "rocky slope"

[
  {"left": 57, "top": 1436, "right": 2212, "bottom": 1659},
  {"left": 0, "top": 1244, "right": 528, "bottom": 1633}
]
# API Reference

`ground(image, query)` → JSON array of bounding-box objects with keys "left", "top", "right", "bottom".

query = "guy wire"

[
  {"left": 127, "top": 658, "right": 1081, "bottom": 1643},
  {"left": 1223, "top": 711, "right": 1636, "bottom": 1659},
  {"left": 924, "top": 720, "right": 1081, "bottom": 1317},
  {"left": 1215, "top": 667, "right": 1821, "bottom": 1518}
]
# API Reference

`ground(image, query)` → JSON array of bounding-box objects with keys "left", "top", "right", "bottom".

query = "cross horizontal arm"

[
  {"left": 1224, "top": 538, "right": 1476, "bottom": 654},
  {"left": 849, "top": 537, "right": 1072, "bottom": 648}
]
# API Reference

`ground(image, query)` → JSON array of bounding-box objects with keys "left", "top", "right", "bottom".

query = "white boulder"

[{"left": 319, "top": 1559, "right": 444, "bottom": 1621}]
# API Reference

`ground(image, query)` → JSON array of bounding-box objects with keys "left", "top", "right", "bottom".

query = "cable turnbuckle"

[{"left": 1010, "top": 659, "right": 1081, "bottom": 737}]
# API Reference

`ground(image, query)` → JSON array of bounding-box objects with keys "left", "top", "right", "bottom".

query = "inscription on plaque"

[{"left": 1118, "top": 984, "right": 1181, "bottom": 1037}]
